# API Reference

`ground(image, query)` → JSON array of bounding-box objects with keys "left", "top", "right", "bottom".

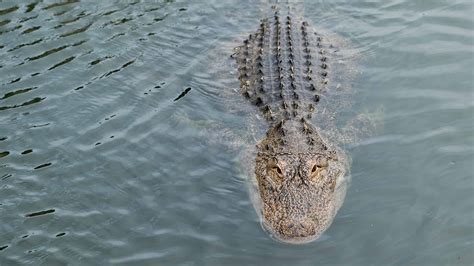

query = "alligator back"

[{"left": 234, "top": 9, "right": 331, "bottom": 123}]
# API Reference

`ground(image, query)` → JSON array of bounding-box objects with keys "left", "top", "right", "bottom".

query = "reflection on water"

[{"left": 0, "top": 0, "right": 472, "bottom": 265}]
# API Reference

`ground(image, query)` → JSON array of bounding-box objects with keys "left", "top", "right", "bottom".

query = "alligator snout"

[{"left": 279, "top": 217, "right": 318, "bottom": 239}]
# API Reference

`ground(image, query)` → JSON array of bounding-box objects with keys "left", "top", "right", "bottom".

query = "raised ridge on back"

[{"left": 234, "top": 10, "right": 330, "bottom": 123}]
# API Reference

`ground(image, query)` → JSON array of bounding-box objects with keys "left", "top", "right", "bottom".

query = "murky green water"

[{"left": 1, "top": 1, "right": 473, "bottom": 265}]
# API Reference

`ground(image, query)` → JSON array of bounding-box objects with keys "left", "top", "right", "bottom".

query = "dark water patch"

[
  {"left": 0, "top": 24, "right": 22, "bottom": 35},
  {"left": 30, "top": 123, "right": 50, "bottom": 128},
  {"left": 21, "top": 234, "right": 29, "bottom": 239},
  {"left": 0, "top": 137, "right": 7, "bottom": 141},
  {"left": 19, "top": 14, "right": 38, "bottom": 23},
  {"left": 89, "top": 55, "right": 113, "bottom": 66},
  {"left": 108, "top": 32, "right": 125, "bottom": 41},
  {"left": 174, "top": 87, "right": 192, "bottom": 101},
  {"left": 56, "top": 232, "right": 66, "bottom": 237},
  {"left": 31, "top": 72, "right": 40, "bottom": 77},
  {"left": 55, "top": 11, "right": 89, "bottom": 28},
  {"left": 8, "top": 38, "right": 43, "bottom": 52},
  {"left": 8, "top": 77, "right": 21, "bottom": 84},
  {"left": 0, "top": 151, "right": 9, "bottom": 158},
  {"left": 154, "top": 14, "right": 169, "bottom": 22},
  {"left": 54, "top": 18, "right": 79, "bottom": 29},
  {"left": 145, "top": 7, "right": 161, "bottom": 12},
  {"left": 60, "top": 22, "right": 92, "bottom": 38},
  {"left": 114, "top": 17, "right": 133, "bottom": 25},
  {"left": 54, "top": 9, "right": 69, "bottom": 17},
  {"left": 102, "top": 9, "right": 119, "bottom": 16},
  {"left": 25, "top": 2, "right": 38, "bottom": 13},
  {"left": 22, "top": 97, "right": 44, "bottom": 107},
  {"left": 74, "top": 85, "right": 84, "bottom": 91},
  {"left": 71, "top": 39, "right": 88, "bottom": 47},
  {"left": 1, "top": 87, "right": 36, "bottom": 100},
  {"left": 27, "top": 45, "right": 67, "bottom": 61},
  {"left": 0, "top": 6, "right": 19, "bottom": 16},
  {"left": 0, "top": 19, "right": 10, "bottom": 27},
  {"left": 25, "top": 209, "right": 55, "bottom": 217},
  {"left": 83, "top": 49, "right": 93, "bottom": 56},
  {"left": 143, "top": 87, "right": 153, "bottom": 95},
  {"left": 98, "top": 114, "right": 117, "bottom": 125},
  {"left": 120, "top": 60, "right": 135, "bottom": 69},
  {"left": 101, "top": 59, "right": 136, "bottom": 78},
  {"left": 21, "top": 26, "right": 41, "bottom": 34},
  {"left": 1, "top": 173, "right": 12, "bottom": 180},
  {"left": 105, "top": 114, "right": 116, "bottom": 121},
  {"left": 0, "top": 97, "right": 45, "bottom": 111},
  {"left": 95, "top": 142, "right": 101, "bottom": 146},
  {"left": 43, "top": 0, "right": 78, "bottom": 10},
  {"left": 0, "top": 245, "right": 8, "bottom": 251},
  {"left": 103, "top": 17, "right": 133, "bottom": 27},
  {"left": 48, "top": 56, "right": 75, "bottom": 70},
  {"left": 179, "top": 8, "right": 187, "bottom": 12},
  {"left": 33, "top": 162, "right": 52, "bottom": 170},
  {"left": 21, "top": 149, "right": 33, "bottom": 155}
]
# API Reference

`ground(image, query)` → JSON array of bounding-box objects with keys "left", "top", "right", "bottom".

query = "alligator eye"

[
  {"left": 275, "top": 166, "right": 283, "bottom": 175},
  {"left": 311, "top": 159, "right": 328, "bottom": 175},
  {"left": 271, "top": 165, "right": 284, "bottom": 182},
  {"left": 310, "top": 162, "right": 327, "bottom": 179}
]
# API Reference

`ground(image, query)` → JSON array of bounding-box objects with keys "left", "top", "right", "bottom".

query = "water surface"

[{"left": 0, "top": 1, "right": 473, "bottom": 265}]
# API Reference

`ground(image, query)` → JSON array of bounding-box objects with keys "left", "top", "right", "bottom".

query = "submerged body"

[{"left": 234, "top": 10, "right": 349, "bottom": 243}]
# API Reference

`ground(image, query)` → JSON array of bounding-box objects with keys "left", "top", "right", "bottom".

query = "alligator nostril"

[{"left": 280, "top": 218, "right": 318, "bottom": 238}]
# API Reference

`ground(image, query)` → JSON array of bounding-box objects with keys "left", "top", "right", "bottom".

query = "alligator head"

[{"left": 255, "top": 119, "right": 347, "bottom": 244}]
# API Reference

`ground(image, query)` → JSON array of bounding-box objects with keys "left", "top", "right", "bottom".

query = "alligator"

[{"left": 233, "top": 10, "right": 349, "bottom": 244}]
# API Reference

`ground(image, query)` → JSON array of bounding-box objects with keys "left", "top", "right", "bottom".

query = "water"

[{"left": 0, "top": 1, "right": 472, "bottom": 265}]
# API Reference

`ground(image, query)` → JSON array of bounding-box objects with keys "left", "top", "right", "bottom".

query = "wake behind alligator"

[{"left": 233, "top": 10, "right": 349, "bottom": 244}]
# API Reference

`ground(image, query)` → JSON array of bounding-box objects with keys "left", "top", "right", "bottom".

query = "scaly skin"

[
  {"left": 234, "top": 10, "right": 349, "bottom": 243},
  {"left": 255, "top": 120, "right": 347, "bottom": 243}
]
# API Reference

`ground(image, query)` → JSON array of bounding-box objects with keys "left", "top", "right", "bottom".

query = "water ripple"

[
  {"left": 0, "top": 1, "right": 472, "bottom": 265},
  {"left": 0, "top": 6, "right": 19, "bottom": 16}
]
